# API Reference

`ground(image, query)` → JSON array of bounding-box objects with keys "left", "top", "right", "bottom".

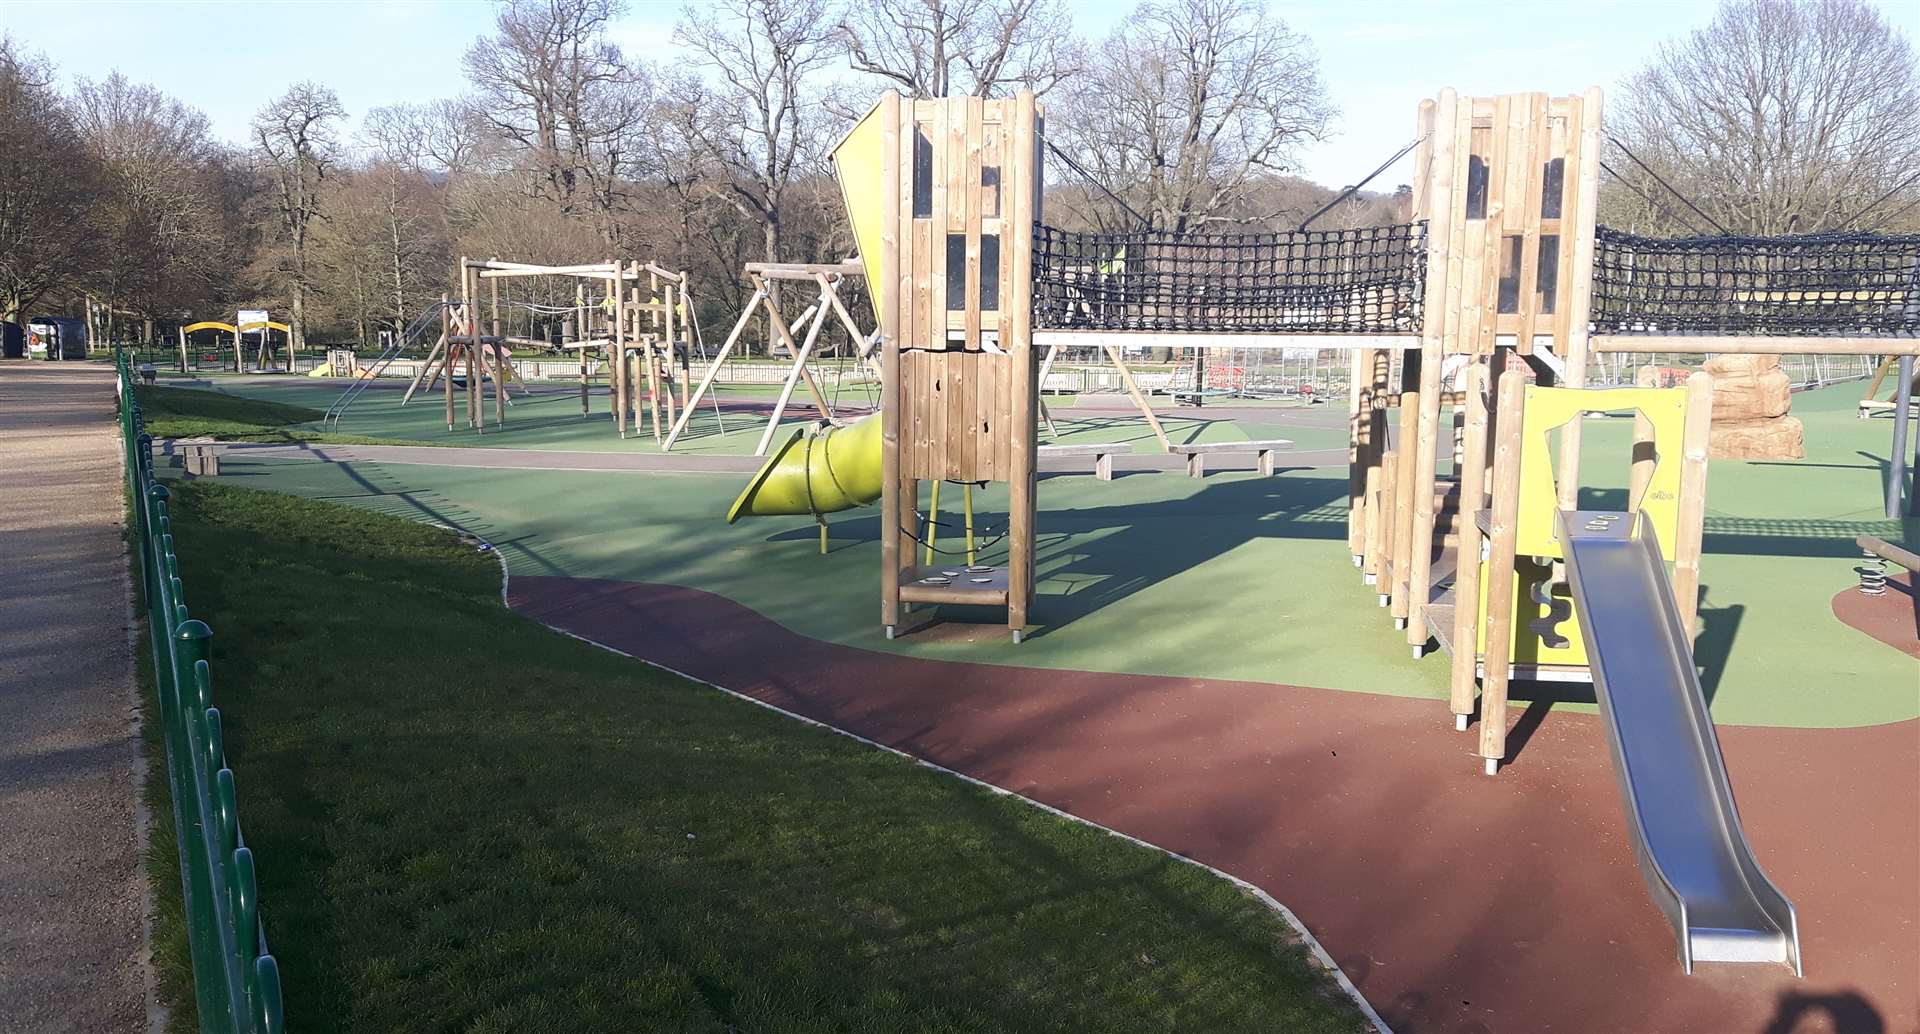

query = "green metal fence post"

[
  {"left": 171, "top": 622, "right": 232, "bottom": 1033},
  {"left": 124, "top": 357, "right": 282, "bottom": 1034}
]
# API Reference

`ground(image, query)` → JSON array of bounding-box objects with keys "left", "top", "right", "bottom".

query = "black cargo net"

[
  {"left": 1032, "top": 222, "right": 1426, "bottom": 335},
  {"left": 1592, "top": 227, "right": 1920, "bottom": 337}
]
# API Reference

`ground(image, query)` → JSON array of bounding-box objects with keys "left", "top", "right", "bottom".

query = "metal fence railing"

[{"left": 118, "top": 355, "right": 286, "bottom": 1033}]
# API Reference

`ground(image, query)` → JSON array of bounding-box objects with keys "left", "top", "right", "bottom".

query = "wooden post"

[
  {"left": 879, "top": 91, "right": 904, "bottom": 632},
  {"left": 678, "top": 271, "right": 695, "bottom": 409},
  {"left": 1555, "top": 87, "right": 1605, "bottom": 509},
  {"left": 1478, "top": 368, "right": 1529, "bottom": 773},
  {"left": 611, "top": 265, "right": 626, "bottom": 438},
  {"left": 1377, "top": 450, "right": 1399, "bottom": 603},
  {"left": 1630, "top": 409, "right": 1656, "bottom": 511},
  {"left": 1389, "top": 350, "right": 1420, "bottom": 627},
  {"left": 569, "top": 318, "right": 586, "bottom": 414},
  {"left": 1362, "top": 463, "right": 1385, "bottom": 582},
  {"left": 441, "top": 297, "right": 455, "bottom": 430},
  {"left": 1405, "top": 89, "right": 1455, "bottom": 653},
  {"left": 1673, "top": 372, "right": 1713, "bottom": 637},
  {"left": 1347, "top": 346, "right": 1370, "bottom": 560},
  {"left": 1449, "top": 360, "right": 1491, "bottom": 727},
  {"left": 492, "top": 284, "right": 507, "bottom": 427},
  {"left": 1006, "top": 90, "right": 1039, "bottom": 638}
]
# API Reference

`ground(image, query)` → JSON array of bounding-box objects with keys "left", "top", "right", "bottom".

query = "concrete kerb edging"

[
  {"left": 468, "top": 533, "right": 1393, "bottom": 1034},
  {"left": 115, "top": 389, "right": 171, "bottom": 1034}
]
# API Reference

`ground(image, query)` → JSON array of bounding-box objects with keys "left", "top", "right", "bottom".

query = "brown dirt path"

[
  {"left": 0, "top": 363, "right": 152, "bottom": 1032},
  {"left": 512, "top": 575, "right": 1919, "bottom": 1034}
]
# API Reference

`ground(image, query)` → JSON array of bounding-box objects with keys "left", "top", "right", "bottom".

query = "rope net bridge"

[
  {"left": 1033, "top": 223, "right": 1427, "bottom": 336},
  {"left": 1592, "top": 229, "right": 1920, "bottom": 337},
  {"left": 1030, "top": 221, "right": 1920, "bottom": 341}
]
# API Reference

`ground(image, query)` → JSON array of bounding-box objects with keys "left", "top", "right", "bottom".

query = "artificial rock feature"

[
  {"left": 1703, "top": 354, "right": 1802, "bottom": 460},
  {"left": 1638, "top": 356, "right": 1805, "bottom": 460}
]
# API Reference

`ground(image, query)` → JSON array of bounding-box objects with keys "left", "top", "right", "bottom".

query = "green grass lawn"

[
  {"left": 133, "top": 384, "right": 417, "bottom": 446},
  {"left": 152, "top": 479, "right": 1367, "bottom": 1034}
]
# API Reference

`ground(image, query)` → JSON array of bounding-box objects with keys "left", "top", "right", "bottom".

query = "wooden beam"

[
  {"left": 1032, "top": 330, "right": 1422, "bottom": 351},
  {"left": 753, "top": 301, "right": 832, "bottom": 456},
  {"left": 757, "top": 286, "right": 836, "bottom": 421},
  {"left": 1102, "top": 345, "right": 1172, "bottom": 450},
  {"left": 662, "top": 285, "right": 768, "bottom": 452},
  {"left": 742, "top": 260, "right": 867, "bottom": 278},
  {"left": 1593, "top": 335, "right": 1920, "bottom": 355}
]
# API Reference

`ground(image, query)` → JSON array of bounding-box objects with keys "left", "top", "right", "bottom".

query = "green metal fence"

[{"left": 118, "top": 355, "right": 286, "bottom": 1033}]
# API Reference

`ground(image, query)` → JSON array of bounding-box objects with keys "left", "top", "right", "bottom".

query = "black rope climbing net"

[
  {"left": 1032, "top": 222, "right": 1427, "bottom": 335},
  {"left": 1592, "top": 227, "right": 1920, "bottom": 337}
]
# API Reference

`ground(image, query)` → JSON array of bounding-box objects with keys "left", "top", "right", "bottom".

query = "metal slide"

[{"left": 1557, "top": 510, "right": 1803, "bottom": 975}]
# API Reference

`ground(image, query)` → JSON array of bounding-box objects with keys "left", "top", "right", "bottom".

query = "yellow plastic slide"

[{"left": 728, "top": 412, "right": 883, "bottom": 523}]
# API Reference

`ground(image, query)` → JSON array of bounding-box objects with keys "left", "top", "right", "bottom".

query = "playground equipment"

[
  {"left": 322, "top": 258, "right": 712, "bottom": 438},
  {"left": 664, "top": 259, "right": 876, "bottom": 456},
  {"left": 177, "top": 318, "right": 289, "bottom": 373},
  {"left": 726, "top": 93, "right": 1042, "bottom": 638},
  {"left": 723, "top": 82, "right": 1920, "bottom": 971},
  {"left": 728, "top": 413, "right": 883, "bottom": 523}
]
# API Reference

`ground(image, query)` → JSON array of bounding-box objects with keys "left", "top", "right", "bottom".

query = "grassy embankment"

[{"left": 146, "top": 479, "right": 1367, "bottom": 1033}]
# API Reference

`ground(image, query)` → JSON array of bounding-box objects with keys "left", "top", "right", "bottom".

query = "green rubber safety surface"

[
  {"left": 191, "top": 382, "right": 1918, "bottom": 730},
  {"left": 166, "top": 375, "right": 1340, "bottom": 455}
]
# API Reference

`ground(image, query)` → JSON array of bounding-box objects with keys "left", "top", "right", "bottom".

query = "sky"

[{"left": 6, "top": 0, "right": 1918, "bottom": 187}]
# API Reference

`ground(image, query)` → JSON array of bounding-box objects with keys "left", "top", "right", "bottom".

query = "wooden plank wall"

[{"left": 899, "top": 97, "right": 1018, "bottom": 485}]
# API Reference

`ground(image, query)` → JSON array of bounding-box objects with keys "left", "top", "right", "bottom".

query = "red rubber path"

[{"left": 512, "top": 576, "right": 1919, "bottom": 1034}]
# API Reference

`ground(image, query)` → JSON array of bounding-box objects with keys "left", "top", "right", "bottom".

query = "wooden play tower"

[{"left": 851, "top": 92, "right": 1042, "bottom": 642}]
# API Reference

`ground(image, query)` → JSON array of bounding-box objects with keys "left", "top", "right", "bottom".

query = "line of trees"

[{"left": 3, "top": 0, "right": 1915, "bottom": 350}]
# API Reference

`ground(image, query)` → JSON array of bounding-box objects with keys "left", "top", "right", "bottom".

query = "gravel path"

[{"left": 0, "top": 363, "right": 152, "bottom": 1033}]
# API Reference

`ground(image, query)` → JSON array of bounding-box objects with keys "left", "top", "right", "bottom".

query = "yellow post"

[
  {"left": 964, "top": 483, "right": 976, "bottom": 565},
  {"left": 925, "top": 480, "right": 941, "bottom": 565}
]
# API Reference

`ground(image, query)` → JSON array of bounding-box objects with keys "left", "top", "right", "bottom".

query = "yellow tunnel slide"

[{"left": 727, "top": 413, "right": 884, "bottom": 523}]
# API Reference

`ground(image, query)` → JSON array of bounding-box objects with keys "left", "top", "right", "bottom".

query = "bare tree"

[
  {"left": 1048, "top": 0, "right": 1333, "bottom": 233},
  {"left": 1609, "top": 0, "right": 1920, "bottom": 236},
  {"left": 838, "top": 0, "right": 1080, "bottom": 99},
  {"left": 463, "top": 0, "right": 650, "bottom": 246},
  {"left": 358, "top": 105, "right": 453, "bottom": 333},
  {"left": 72, "top": 73, "right": 231, "bottom": 340},
  {"left": 253, "top": 82, "right": 345, "bottom": 351},
  {"left": 0, "top": 38, "right": 104, "bottom": 326},
  {"left": 675, "top": 0, "right": 839, "bottom": 267}
]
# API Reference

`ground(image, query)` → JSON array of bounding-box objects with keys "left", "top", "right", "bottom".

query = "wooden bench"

[
  {"left": 182, "top": 443, "right": 221, "bottom": 477},
  {"left": 1166, "top": 439, "right": 1292, "bottom": 477},
  {"left": 1037, "top": 442, "right": 1122, "bottom": 481}
]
